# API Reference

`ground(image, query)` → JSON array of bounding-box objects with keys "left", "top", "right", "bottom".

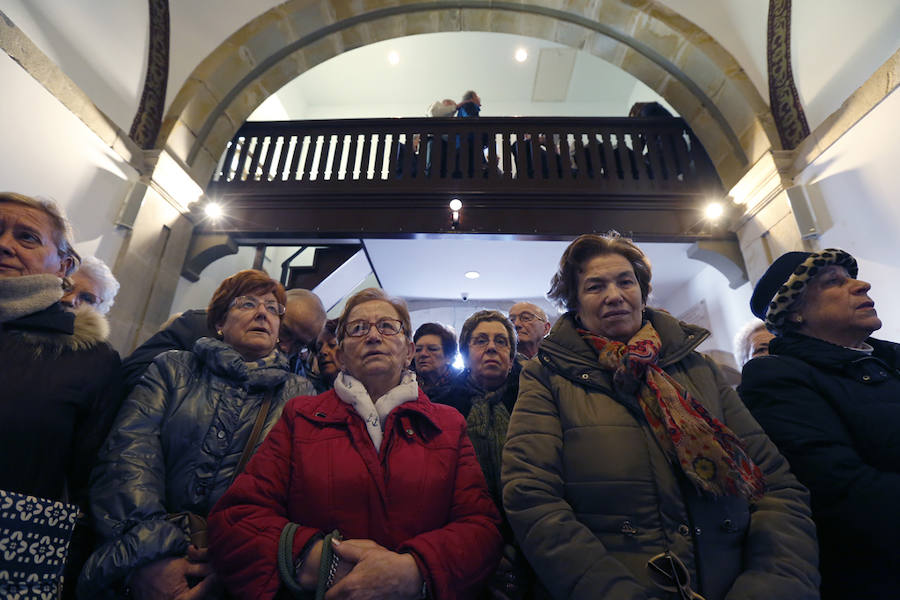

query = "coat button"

[
  {"left": 216, "top": 430, "right": 225, "bottom": 439},
  {"left": 405, "top": 428, "right": 414, "bottom": 436},
  {"left": 862, "top": 375, "right": 871, "bottom": 381},
  {"left": 581, "top": 373, "right": 589, "bottom": 380},
  {"left": 678, "top": 524, "right": 690, "bottom": 536},
  {"left": 620, "top": 520, "right": 637, "bottom": 535},
  {"left": 315, "top": 411, "right": 327, "bottom": 418},
  {"left": 694, "top": 527, "right": 702, "bottom": 536}
]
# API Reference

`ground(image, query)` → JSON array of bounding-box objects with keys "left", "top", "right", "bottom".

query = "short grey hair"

[
  {"left": 0, "top": 192, "right": 80, "bottom": 275},
  {"left": 733, "top": 319, "right": 768, "bottom": 367},
  {"left": 74, "top": 256, "right": 120, "bottom": 315}
]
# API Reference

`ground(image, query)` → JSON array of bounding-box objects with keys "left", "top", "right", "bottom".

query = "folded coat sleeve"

[
  {"left": 207, "top": 398, "right": 318, "bottom": 600},
  {"left": 741, "top": 354, "right": 900, "bottom": 554},
  {"left": 78, "top": 355, "right": 190, "bottom": 598},
  {"left": 694, "top": 356, "right": 819, "bottom": 599},
  {"left": 501, "top": 362, "right": 650, "bottom": 600},
  {"left": 397, "top": 424, "right": 503, "bottom": 599}
]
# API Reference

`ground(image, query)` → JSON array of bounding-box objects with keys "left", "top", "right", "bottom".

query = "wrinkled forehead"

[
  {"left": 471, "top": 320, "right": 509, "bottom": 339},
  {"left": 347, "top": 299, "right": 400, "bottom": 321},
  {"left": 0, "top": 202, "right": 55, "bottom": 235},
  {"left": 509, "top": 302, "right": 541, "bottom": 316}
]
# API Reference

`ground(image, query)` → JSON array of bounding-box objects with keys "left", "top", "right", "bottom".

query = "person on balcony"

[
  {"left": 207, "top": 287, "right": 502, "bottom": 599},
  {"left": 508, "top": 301, "right": 551, "bottom": 362},
  {"left": 502, "top": 232, "right": 819, "bottom": 600},
  {"left": 739, "top": 249, "right": 900, "bottom": 599}
]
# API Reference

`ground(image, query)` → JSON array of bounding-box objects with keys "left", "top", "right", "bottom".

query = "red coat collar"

[{"left": 297, "top": 388, "right": 444, "bottom": 433}]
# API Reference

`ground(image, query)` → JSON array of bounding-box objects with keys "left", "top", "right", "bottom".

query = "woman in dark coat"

[
  {"left": 739, "top": 248, "right": 899, "bottom": 600},
  {"left": 0, "top": 192, "right": 123, "bottom": 599},
  {"left": 502, "top": 232, "right": 819, "bottom": 600},
  {"left": 78, "top": 269, "right": 314, "bottom": 599}
]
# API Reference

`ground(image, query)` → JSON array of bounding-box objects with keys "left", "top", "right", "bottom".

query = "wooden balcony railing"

[{"left": 204, "top": 116, "right": 727, "bottom": 240}]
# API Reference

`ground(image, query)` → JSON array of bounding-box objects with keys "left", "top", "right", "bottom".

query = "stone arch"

[{"left": 161, "top": 0, "right": 777, "bottom": 190}]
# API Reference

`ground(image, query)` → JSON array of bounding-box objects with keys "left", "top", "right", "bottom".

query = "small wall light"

[
  {"left": 515, "top": 48, "right": 528, "bottom": 62},
  {"left": 704, "top": 202, "right": 724, "bottom": 220},
  {"left": 205, "top": 202, "right": 224, "bottom": 219}
]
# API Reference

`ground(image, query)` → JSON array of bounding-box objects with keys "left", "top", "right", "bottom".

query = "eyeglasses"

[
  {"left": 345, "top": 318, "right": 404, "bottom": 337},
  {"left": 646, "top": 552, "right": 705, "bottom": 600},
  {"left": 509, "top": 312, "right": 544, "bottom": 324},
  {"left": 229, "top": 295, "right": 286, "bottom": 316},
  {"left": 470, "top": 335, "right": 510, "bottom": 349}
]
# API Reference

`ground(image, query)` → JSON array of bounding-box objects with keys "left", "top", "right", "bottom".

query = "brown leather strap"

[{"left": 230, "top": 387, "right": 274, "bottom": 484}]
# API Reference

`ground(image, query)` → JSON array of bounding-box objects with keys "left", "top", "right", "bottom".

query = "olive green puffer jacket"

[
  {"left": 501, "top": 309, "right": 819, "bottom": 600},
  {"left": 78, "top": 337, "right": 314, "bottom": 598}
]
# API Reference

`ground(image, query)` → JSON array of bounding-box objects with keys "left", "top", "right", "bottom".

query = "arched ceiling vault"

[{"left": 160, "top": 0, "right": 778, "bottom": 190}]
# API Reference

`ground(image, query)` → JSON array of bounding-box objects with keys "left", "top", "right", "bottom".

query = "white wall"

[
  {"left": 0, "top": 51, "right": 136, "bottom": 269},
  {"left": 655, "top": 264, "right": 754, "bottom": 361},
  {"left": 795, "top": 86, "right": 900, "bottom": 341},
  {"left": 2, "top": 0, "right": 148, "bottom": 130},
  {"left": 793, "top": 0, "right": 900, "bottom": 129},
  {"left": 170, "top": 246, "right": 256, "bottom": 315}
]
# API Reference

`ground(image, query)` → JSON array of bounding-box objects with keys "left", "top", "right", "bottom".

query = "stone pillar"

[
  {"left": 729, "top": 150, "right": 814, "bottom": 284},
  {"left": 106, "top": 150, "right": 201, "bottom": 353}
]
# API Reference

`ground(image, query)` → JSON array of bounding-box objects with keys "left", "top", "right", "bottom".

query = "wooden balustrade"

[
  {"left": 209, "top": 116, "right": 720, "bottom": 196},
  {"left": 203, "top": 116, "right": 727, "bottom": 240}
]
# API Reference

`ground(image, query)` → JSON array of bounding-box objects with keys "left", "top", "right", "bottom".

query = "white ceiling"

[
  {"left": 363, "top": 236, "right": 706, "bottom": 315},
  {"left": 252, "top": 31, "right": 675, "bottom": 120}
]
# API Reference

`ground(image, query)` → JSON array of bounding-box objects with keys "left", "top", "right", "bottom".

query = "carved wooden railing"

[
  {"left": 203, "top": 116, "right": 727, "bottom": 240},
  {"left": 209, "top": 116, "right": 720, "bottom": 196}
]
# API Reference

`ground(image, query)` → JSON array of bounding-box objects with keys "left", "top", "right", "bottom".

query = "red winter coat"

[{"left": 208, "top": 388, "right": 502, "bottom": 599}]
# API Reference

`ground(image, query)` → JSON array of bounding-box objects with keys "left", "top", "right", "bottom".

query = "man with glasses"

[
  {"left": 508, "top": 302, "right": 551, "bottom": 361},
  {"left": 122, "top": 282, "right": 326, "bottom": 391}
]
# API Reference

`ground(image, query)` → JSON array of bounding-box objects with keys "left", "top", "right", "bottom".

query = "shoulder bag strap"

[{"left": 230, "top": 386, "right": 275, "bottom": 484}]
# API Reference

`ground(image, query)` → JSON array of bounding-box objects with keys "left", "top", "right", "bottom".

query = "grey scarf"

[{"left": 0, "top": 274, "right": 63, "bottom": 323}]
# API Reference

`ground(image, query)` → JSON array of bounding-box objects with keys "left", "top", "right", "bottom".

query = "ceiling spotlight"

[
  {"left": 705, "top": 202, "right": 724, "bottom": 220},
  {"left": 388, "top": 51, "right": 400, "bottom": 65},
  {"left": 204, "top": 202, "right": 223, "bottom": 219},
  {"left": 465, "top": 271, "right": 480, "bottom": 279},
  {"left": 449, "top": 198, "right": 462, "bottom": 211},
  {"left": 515, "top": 48, "right": 528, "bottom": 63}
]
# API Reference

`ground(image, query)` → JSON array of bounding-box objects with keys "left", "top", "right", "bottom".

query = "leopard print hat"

[{"left": 750, "top": 249, "right": 858, "bottom": 335}]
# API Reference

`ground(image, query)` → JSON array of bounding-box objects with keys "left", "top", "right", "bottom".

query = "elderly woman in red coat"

[{"left": 208, "top": 288, "right": 502, "bottom": 599}]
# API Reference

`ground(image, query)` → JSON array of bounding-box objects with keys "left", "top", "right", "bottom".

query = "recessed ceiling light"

[
  {"left": 465, "top": 271, "right": 480, "bottom": 279},
  {"left": 388, "top": 51, "right": 399, "bottom": 65},
  {"left": 705, "top": 202, "right": 724, "bottom": 219},
  {"left": 515, "top": 48, "right": 528, "bottom": 62},
  {"left": 449, "top": 198, "right": 463, "bottom": 211}
]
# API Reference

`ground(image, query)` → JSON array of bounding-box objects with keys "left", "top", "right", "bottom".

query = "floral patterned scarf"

[{"left": 579, "top": 321, "right": 765, "bottom": 501}]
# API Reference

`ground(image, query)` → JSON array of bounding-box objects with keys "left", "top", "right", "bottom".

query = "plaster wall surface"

[
  {"left": 657, "top": 0, "right": 768, "bottom": 103},
  {"left": 792, "top": 0, "right": 900, "bottom": 130},
  {"left": 655, "top": 265, "right": 754, "bottom": 360},
  {"left": 0, "top": 51, "right": 135, "bottom": 269},
  {"left": 794, "top": 86, "right": 900, "bottom": 342},
  {"left": 170, "top": 246, "right": 256, "bottom": 322},
  {"left": 2, "top": 0, "right": 148, "bottom": 130}
]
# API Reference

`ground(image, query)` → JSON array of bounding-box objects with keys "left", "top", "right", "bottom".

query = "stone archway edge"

[{"left": 182, "top": 1, "right": 748, "bottom": 168}]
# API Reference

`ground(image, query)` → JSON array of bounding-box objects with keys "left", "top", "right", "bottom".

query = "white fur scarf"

[
  {"left": 334, "top": 370, "right": 419, "bottom": 453},
  {"left": 0, "top": 274, "right": 63, "bottom": 323}
]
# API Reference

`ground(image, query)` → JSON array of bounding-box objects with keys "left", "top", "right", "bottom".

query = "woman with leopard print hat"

[{"left": 739, "top": 248, "right": 900, "bottom": 599}]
